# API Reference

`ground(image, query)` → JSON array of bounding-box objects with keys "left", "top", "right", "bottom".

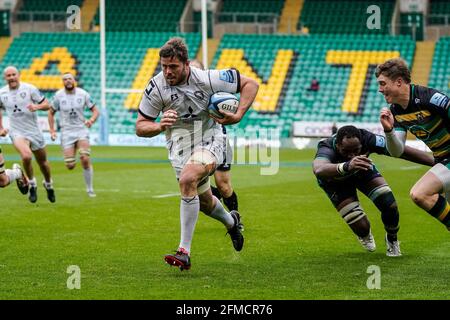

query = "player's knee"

[
  {"left": 64, "top": 157, "right": 76, "bottom": 170},
  {"left": 217, "top": 182, "right": 232, "bottom": 197},
  {"left": 339, "top": 201, "right": 366, "bottom": 226},
  {"left": 21, "top": 153, "right": 33, "bottom": 163},
  {"left": 179, "top": 172, "right": 199, "bottom": 191},
  {"left": 410, "top": 187, "right": 427, "bottom": 207}
]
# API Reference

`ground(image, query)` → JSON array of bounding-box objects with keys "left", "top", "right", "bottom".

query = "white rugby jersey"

[
  {"left": 0, "top": 82, "right": 45, "bottom": 135},
  {"left": 138, "top": 67, "right": 240, "bottom": 149},
  {"left": 51, "top": 87, "right": 95, "bottom": 132}
]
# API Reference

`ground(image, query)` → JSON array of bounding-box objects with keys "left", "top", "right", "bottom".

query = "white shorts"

[
  {"left": 61, "top": 129, "right": 89, "bottom": 150},
  {"left": 9, "top": 130, "right": 45, "bottom": 151},
  {"left": 169, "top": 136, "right": 226, "bottom": 180},
  {"left": 430, "top": 163, "right": 450, "bottom": 196}
]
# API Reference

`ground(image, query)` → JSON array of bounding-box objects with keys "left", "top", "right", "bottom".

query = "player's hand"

[
  {"left": 85, "top": 119, "right": 94, "bottom": 128},
  {"left": 27, "top": 104, "right": 39, "bottom": 112},
  {"left": 211, "top": 110, "right": 241, "bottom": 125},
  {"left": 160, "top": 110, "right": 178, "bottom": 131},
  {"left": 347, "top": 155, "right": 373, "bottom": 172},
  {"left": 0, "top": 128, "right": 8, "bottom": 137},
  {"left": 380, "top": 107, "right": 394, "bottom": 132},
  {"left": 50, "top": 130, "right": 57, "bottom": 141}
]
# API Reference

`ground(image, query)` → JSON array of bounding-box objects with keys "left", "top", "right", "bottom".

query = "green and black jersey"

[{"left": 391, "top": 84, "right": 450, "bottom": 162}]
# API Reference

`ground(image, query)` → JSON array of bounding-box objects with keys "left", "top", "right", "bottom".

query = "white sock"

[
  {"left": 206, "top": 196, "right": 235, "bottom": 229},
  {"left": 29, "top": 177, "right": 37, "bottom": 187},
  {"left": 83, "top": 166, "right": 94, "bottom": 192},
  {"left": 179, "top": 195, "right": 200, "bottom": 255},
  {"left": 5, "top": 168, "right": 21, "bottom": 184},
  {"left": 43, "top": 179, "right": 53, "bottom": 189}
]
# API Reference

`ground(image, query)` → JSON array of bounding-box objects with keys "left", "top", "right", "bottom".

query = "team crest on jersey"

[
  {"left": 77, "top": 98, "right": 82, "bottom": 104},
  {"left": 62, "top": 100, "right": 67, "bottom": 106},
  {"left": 416, "top": 112, "right": 425, "bottom": 123},
  {"left": 194, "top": 91, "right": 205, "bottom": 100},
  {"left": 409, "top": 125, "right": 430, "bottom": 141},
  {"left": 20, "top": 92, "right": 26, "bottom": 99}
]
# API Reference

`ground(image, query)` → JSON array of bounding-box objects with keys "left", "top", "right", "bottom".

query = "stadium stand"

[
  {"left": 298, "top": 0, "right": 395, "bottom": 34},
  {"left": 428, "top": 36, "right": 450, "bottom": 96},
  {"left": 218, "top": 0, "right": 285, "bottom": 23},
  {"left": 17, "top": 0, "right": 84, "bottom": 21},
  {"left": 0, "top": 32, "right": 200, "bottom": 135},
  {"left": 429, "top": 0, "right": 450, "bottom": 25},
  {"left": 93, "top": 0, "right": 187, "bottom": 32},
  {"left": 212, "top": 33, "right": 414, "bottom": 137}
]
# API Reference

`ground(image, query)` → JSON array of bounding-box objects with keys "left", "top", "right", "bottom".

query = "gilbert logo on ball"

[{"left": 208, "top": 92, "right": 239, "bottom": 119}]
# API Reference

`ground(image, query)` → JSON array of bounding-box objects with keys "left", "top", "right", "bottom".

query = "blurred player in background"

[
  {"left": 136, "top": 37, "right": 258, "bottom": 270},
  {"left": 190, "top": 59, "right": 240, "bottom": 214},
  {"left": 378, "top": 58, "right": 450, "bottom": 232},
  {"left": 0, "top": 66, "right": 55, "bottom": 203},
  {"left": 48, "top": 73, "right": 99, "bottom": 197},
  {"left": 313, "top": 125, "right": 434, "bottom": 256},
  {"left": 0, "top": 145, "right": 29, "bottom": 194}
]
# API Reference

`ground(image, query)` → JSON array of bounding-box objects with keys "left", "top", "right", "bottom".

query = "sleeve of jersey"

[
  {"left": 424, "top": 87, "right": 450, "bottom": 119},
  {"left": 368, "top": 133, "right": 389, "bottom": 155},
  {"left": 51, "top": 96, "right": 59, "bottom": 112},
  {"left": 85, "top": 92, "right": 96, "bottom": 109},
  {"left": 208, "top": 69, "right": 240, "bottom": 94},
  {"left": 315, "top": 143, "right": 334, "bottom": 162},
  {"left": 138, "top": 84, "right": 162, "bottom": 120},
  {"left": 30, "top": 85, "right": 46, "bottom": 104}
]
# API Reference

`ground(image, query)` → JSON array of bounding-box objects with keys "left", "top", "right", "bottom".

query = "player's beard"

[{"left": 65, "top": 84, "right": 75, "bottom": 91}]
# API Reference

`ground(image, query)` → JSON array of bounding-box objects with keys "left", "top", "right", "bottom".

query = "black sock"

[
  {"left": 211, "top": 185, "right": 222, "bottom": 200},
  {"left": 223, "top": 191, "right": 238, "bottom": 211}
]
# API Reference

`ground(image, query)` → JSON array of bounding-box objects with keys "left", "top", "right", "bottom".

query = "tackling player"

[
  {"left": 0, "top": 145, "right": 29, "bottom": 193},
  {"left": 313, "top": 125, "right": 434, "bottom": 256}
]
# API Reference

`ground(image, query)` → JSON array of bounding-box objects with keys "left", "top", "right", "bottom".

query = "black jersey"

[
  {"left": 314, "top": 129, "right": 388, "bottom": 182},
  {"left": 390, "top": 84, "right": 450, "bottom": 161},
  {"left": 315, "top": 129, "right": 388, "bottom": 163}
]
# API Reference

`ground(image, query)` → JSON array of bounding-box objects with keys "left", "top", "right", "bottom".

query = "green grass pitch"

[{"left": 0, "top": 144, "right": 449, "bottom": 299}]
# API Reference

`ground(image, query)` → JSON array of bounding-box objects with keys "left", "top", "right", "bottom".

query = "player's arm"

[
  {"left": 380, "top": 107, "right": 406, "bottom": 157},
  {"left": 136, "top": 110, "right": 177, "bottom": 137},
  {"left": 48, "top": 108, "right": 57, "bottom": 141},
  {"left": 28, "top": 85, "right": 50, "bottom": 112},
  {"left": 313, "top": 143, "right": 372, "bottom": 178},
  {"left": 399, "top": 146, "right": 434, "bottom": 166},
  {"left": 209, "top": 69, "right": 259, "bottom": 125},
  {"left": 85, "top": 106, "right": 99, "bottom": 128},
  {"left": 0, "top": 108, "right": 7, "bottom": 136}
]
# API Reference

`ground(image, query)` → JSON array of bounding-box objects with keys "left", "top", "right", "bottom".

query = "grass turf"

[{"left": 0, "top": 145, "right": 449, "bottom": 299}]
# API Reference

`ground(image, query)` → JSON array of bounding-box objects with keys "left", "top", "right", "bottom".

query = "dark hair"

[
  {"left": 336, "top": 125, "right": 361, "bottom": 144},
  {"left": 375, "top": 58, "right": 411, "bottom": 83},
  {"left": 159, "top": 37, "right": 189, "bottom": 63}
]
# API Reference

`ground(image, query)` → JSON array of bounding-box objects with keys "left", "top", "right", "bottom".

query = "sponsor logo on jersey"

[
  {"left": 430, "top": 92, "right": 448, "bottom": 107},
  {"left": 375, "top": 135, "right": 386, "bottom": 148},
  {"left": 219, "top": 70, "right": 235, "bottom": 83}
]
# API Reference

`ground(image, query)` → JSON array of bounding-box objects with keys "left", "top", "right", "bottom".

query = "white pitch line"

[
  {"left": 151, "top": 193, "right": 180, "bottom": 198},
  {"left": 400, "top": 165, "right": 423, "bottom": 171}
]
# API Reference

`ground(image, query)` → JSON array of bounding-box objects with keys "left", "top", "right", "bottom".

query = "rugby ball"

[{"left": 208, "top": 92, "right": 239, "bottom": 119}]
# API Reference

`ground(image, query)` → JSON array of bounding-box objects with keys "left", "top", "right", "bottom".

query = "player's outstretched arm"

[
  {"left": 48, "top": 108, "right": 57, "bottom": 141},
  {"left": 380, "top": 107, "right": 405, "bottom": 157},
  {"left": 399, "top": 146, "right": 434, "bottom": 166}
]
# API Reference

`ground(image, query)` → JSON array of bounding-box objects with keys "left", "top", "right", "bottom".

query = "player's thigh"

[
  {"left": 32, "top": 147, "right": 49, "bottom": 163},
  {"left": 76, "top": 139, "right": 91, "bottom": 157},
  {"left": 318, "top": 180, "right": 358, "bottom": 211},
  {"left": 412, "top": 164, "right": 447, "bottom": 197},
  {"left": 214, "top": 169, "right": 231, "bottom": 187},
  {"left": 12, "top": 137, "right": 32, "bottom": 159},
  {"left": 356, "top": 176, "right": 389, "bottom": 199}
]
